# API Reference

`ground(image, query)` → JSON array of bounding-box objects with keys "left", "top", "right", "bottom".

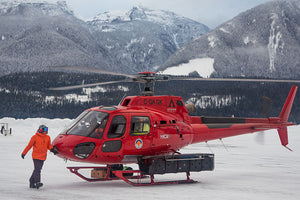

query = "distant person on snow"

[
  {"left": 21, "top": 125, "right": 58, "bottom": 189},
  {"left": 1, "top": 125, "right": 4, "bottom": 134}
]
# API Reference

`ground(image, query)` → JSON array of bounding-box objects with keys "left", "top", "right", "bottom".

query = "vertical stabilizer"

[
  {"left": 277, "top": 85, "right": 297, "bottom": 151},
  {"left": 279, "top": 85, "right": 297, "bottom": 122},
  {"left": 277, "top": 126, "right": 288, "bottom": 145},
  {"left": 277, "top": 126, "right": 293, "bottom": 151}
]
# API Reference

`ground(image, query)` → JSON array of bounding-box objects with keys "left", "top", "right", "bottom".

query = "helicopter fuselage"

[
  {"left": 52, "top": 85, "right": 297, "bottom": 164},
  {"left": 52, "top": 95, "right": 195, "bottom": 164}
]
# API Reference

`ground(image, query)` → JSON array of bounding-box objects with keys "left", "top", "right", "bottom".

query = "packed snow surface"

[{"left": 0, "top": 117, "right": 300, "bottom": 200}]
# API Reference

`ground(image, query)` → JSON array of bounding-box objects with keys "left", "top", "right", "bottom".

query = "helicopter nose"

[
  {"left": 52, "top": 134, "right": 97, "bottom": 161},
  {"left": 52, "top": 134, "right": 73, "bottom": 159}
]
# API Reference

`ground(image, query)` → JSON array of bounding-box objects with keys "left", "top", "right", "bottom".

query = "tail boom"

[{"left": 190, "top": 85, "right": 298, "bottom": 149}]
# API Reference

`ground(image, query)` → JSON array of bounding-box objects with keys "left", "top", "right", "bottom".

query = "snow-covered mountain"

[
  {"left": 0, "top": 0, "right": 71, "bottom": 16},
  {"left": 159, "top": 0, "right": 300, "bottom": 79},
  {"left": 0, "top": 0, "right": 112, "bottom": 76},
  {"left": 87, "top": 6, "right": 209, "bottom": 73},
  {"left": 0, "top": 1, "right": 209, "bottom": 75}
]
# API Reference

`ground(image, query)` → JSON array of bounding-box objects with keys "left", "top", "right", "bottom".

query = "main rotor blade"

[
  {"left": 51, "top": 66, "right": 137, "bottom": 79},
  {"left": 49, "top": 80, "right": 130, "bottom": 91},
  {"left": 169, "top": 77, "right": 300, "bottom": 83}
]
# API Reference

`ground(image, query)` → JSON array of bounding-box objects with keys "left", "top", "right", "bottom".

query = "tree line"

[{"left": 0, "top": 72, "right": 299, "bottom": 123}]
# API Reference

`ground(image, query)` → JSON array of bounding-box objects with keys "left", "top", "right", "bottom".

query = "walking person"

[{"left": 21, "top": 125, "right": 58, "bottom": 189}]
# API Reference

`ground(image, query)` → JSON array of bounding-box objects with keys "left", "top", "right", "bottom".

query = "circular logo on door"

[{"left": 135, "top": 138, "right": 143, "bottom": 149}]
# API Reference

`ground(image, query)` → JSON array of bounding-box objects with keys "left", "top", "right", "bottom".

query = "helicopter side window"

[
  {"left": 107, "top": 115, "right": 126, "bottom": 138},
  {"left": 130, "top": 116, "right": 150, "bottom": 136},
  {"left": 67, "top": 111, "right": 109, "bottom": 139}
]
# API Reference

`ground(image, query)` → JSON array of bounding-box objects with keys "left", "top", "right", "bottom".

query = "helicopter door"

[
  {"left": 122, "top": 114, "right": 153, "bottom": 160},
  {"left": 97, "top": 114, "right": 128, "bottom": 162}
]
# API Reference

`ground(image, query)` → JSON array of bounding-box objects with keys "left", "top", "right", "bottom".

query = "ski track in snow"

[{"left": 0, "top": 118, "right": 300, "bottom": 200}]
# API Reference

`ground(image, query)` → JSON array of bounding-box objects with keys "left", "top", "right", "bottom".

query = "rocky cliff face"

[{"left": 159, "top": 0, "right": 300, "bottom": 79}]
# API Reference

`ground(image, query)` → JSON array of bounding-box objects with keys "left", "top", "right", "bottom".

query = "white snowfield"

[
  {"left": 158, "top": 58, "right": 215, "bottom": 78},
  {"left": 0, "top": 117, "right": 299, "bottom": 200}
]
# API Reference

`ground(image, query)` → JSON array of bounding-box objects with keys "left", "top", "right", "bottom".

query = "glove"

[
  {"left": 50, "top": 147, "right": 59, "bottom": 155},
  {"left": 21, "top": 154, "right": 25, "bottom": 159}
]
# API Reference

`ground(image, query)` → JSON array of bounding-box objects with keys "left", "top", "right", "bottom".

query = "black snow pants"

[{"left": 29, "top": 159, "right": 44, "bottom": 185}]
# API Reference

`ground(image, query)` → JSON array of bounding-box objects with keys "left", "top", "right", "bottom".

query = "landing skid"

[
  {"left": 67, "top": 166, "right": 119, "bottom": 182},
  {"left": 67, "top": 166, "right": 146, "bottom": 182},
  {"left": 113, "top": 170, "right": 197, "bottom": 186},
  {"left": 67, "top": 153, "right": 214, "bottom": 186},
  {"left": 67, "top": 166, "right": 196, "bottom": 186}
]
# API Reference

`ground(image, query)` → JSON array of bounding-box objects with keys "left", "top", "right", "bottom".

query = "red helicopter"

[{"left": 51, "top": 66, "right": 298, "bottom": 186}]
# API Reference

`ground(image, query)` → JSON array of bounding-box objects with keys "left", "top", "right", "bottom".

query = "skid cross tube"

[
  {"left": 67, "top": 166, "right": 148, "bottom": 183},
  {"left": 67, "top": 166, "right": 118, "bottom": 182}
]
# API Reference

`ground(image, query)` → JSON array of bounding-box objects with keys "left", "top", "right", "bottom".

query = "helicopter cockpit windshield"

[{"left": 67, "top": 111, "right": 109, "bottom": 139}]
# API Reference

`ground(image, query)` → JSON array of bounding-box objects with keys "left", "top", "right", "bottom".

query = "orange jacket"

[{"left": 22, "top": 132, "right": 53, "bottom": 161}]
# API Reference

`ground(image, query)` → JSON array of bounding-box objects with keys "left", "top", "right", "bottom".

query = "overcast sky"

[{"left": 51, "top": 0, "right": 273, "bottom": 28}]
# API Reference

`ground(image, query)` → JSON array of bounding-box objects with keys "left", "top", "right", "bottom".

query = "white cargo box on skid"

[{"left": 0, "top": 123, "right": 11, "bottom": 136}]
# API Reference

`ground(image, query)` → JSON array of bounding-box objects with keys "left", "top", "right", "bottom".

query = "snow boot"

[
  {"left": 35, "top": 182, "right": 43, "bottom": 189},
  {"left": 29, "top": 182, "right": 35, "bottom": 188}
]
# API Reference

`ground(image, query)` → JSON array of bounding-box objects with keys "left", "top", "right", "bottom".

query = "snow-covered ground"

[
  {"left": 158, "top": 58, "right": 215, "bottom": 77},
  {"left": 0, "top": 117, "right": 299, "bottom": 200}
]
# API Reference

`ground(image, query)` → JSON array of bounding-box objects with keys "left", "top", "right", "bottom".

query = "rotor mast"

[{"left": 137, "top": 71, "right": 156, "bottom": 96}]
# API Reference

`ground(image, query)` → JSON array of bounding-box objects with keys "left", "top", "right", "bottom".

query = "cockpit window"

[
  {"left": 59, "top": 111, "right": 88, "bottom": 135},
  {"left": 107, "top": 115, "right": 126, "bottom": 138},
  {"left": 67, "top": 111, "right": 109, "bottom": 139}
]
